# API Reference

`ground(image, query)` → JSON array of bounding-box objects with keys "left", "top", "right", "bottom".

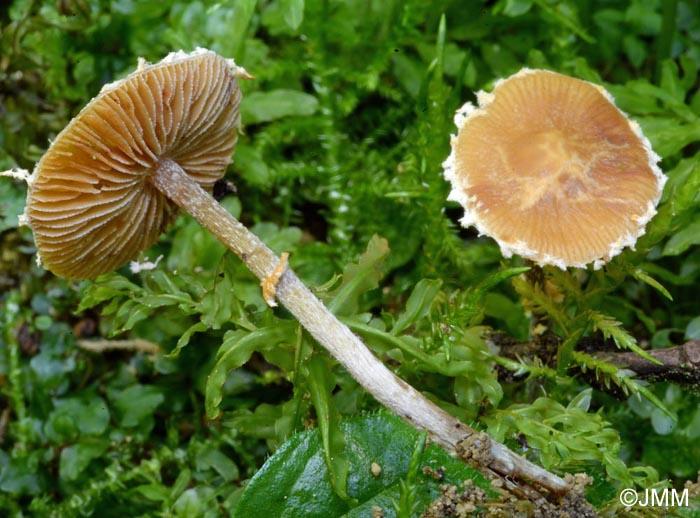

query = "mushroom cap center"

[{"left": 509, "top": 129, "right": 593, "bottom": 210}]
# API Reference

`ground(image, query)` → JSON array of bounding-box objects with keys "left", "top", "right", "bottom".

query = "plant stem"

[
  {"left": 3, "top": 291, "right": 28, "bottom": 452},
  {"left": 151, "top": 158, "right": 570, "bottom": 494},
  {"left": 656, "top": 0, "right": 678, "bottom": 83}
]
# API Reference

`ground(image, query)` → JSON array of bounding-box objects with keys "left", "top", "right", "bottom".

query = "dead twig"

[{"left": 77, "top": 338, "right": 161, "bottom": 355}]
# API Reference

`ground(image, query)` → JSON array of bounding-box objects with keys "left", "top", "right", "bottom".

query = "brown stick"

[
  {"left": 493, "top": 333, "right": 700, "bottom": 385},
  {"left": 599, "top": 340, "right": 700, "bottom": 384}
]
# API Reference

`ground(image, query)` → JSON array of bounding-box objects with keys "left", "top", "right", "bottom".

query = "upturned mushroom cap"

[
  {"left": 25, "top": 48, "right": 246, "bottom": 279},
  {"left": 443, "top": 68, "right": 666, "bottom": 269}
]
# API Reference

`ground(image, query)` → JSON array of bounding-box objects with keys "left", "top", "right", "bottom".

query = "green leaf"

[
  {"left": 48, "top": 395, "right": 110, "bottom": 438},
  {"left": 195, "top": 446, "right": 239, "bottom": 482},
  {"left": 556, "top": 328, "right": 585, "bottom": 374},
  {"left": 280, "top": 0, "right": 304, "bottom": 31},
  {"left": 647, "top": 158, "right": 700, "bottom": 247},
  {"left": 233, "top": 413, "right": 491, "bottom": 518},
  {"left": 0, "top": 451, "right": 44, "bottom": 495},
  {"left": 233, "top": 144, "right": 272, "bottom": 188},
  {"left": 503, "top": 0, "right": 533, "bottom": 17},
  {"left": 307, "top": 355, "right": 350, "bottom": 502},
  {"left": 685, "top": 316, "right": 700, "bottom": 340},
  {"left": 395, "top": 431, "right": 427, "bottom": 516},
  {"left": 173, "top": 487, "right": 211, "bottom": 517},
  {"left": 328, "top": 235, "right": 390, "bottom": 316},
  {"left": 59, "top": 439, "right": 109, "bottom": 481},
  {"left": 111, "top": 385, "right": 165, "bottom": 428},
  {"left": 134, "top": 484, "right": 170, "bottom": 502},
  {"left": 486, "top": 394, "right": 633, "bottom": 484},
  {"left": 588, "top": 311, "right": 660, "bottom": 365},
  {"left": 573, "top": 351, "right": 675, "bottom": 421},
  {"left": 0, "top": 180, "right": 26, "bottom": 232},
  {"left": 391, "top": 279, "right": 442, "bottom": 335},
  {"left": 638, "top": 117, "right": 700, "bottom": 158},
  {"left": 660, "top": 60, "right": 685, "bottom": 102},
  {"left": 199, "top": 254, "right": 240, "bottom": 330},
  {"left": 206, "top": 324, "right": 295, "bottom": 419},
  {"left": 476, "top": 266, "right": 530, "bottom": 295},
  {"left": 228, "top": 0, "right": 257, "bottom": 56},
  {"left": 623, "top": 35, "right": 646, "bottom": 68},
  {"left": 663, "top": 220, "right": 700, "bottom": 257},
  {"left": 241, "top": 90, "right": 319, "bottom": 124},
  {"left": 77, "top": 275, "right": 142, "bottom": 312},
  {"left": 167, "top": 322, "right": 208, "bottom": 359},
  {"left": 629, "top": 268, "right": 673, "bottom": 301}
]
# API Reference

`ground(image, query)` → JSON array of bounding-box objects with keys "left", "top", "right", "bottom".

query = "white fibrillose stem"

[{"left": 151, "top": 158, "right": 570, "bottom": 495}]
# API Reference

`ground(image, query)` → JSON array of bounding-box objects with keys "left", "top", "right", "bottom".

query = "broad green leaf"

[
  {"left": 568, "top": 388, "right": 592, "bottom": 411},
  {"left": 242, "top": 90, "right": 319, "bottom": 124},
  {"left": 484, "top": 292, "right": 529, "bottom": 339},
  {"left": 233, "top": 413, "right": 491, "bottom": 518},
  {"left": 645, "top": 159, "right": 700, "bottom": 248},
  {"left": 119, "top": 304, "right": 151, "bottom": 332}
]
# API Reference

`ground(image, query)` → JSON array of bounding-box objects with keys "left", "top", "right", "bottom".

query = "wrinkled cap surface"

[
  {"left": 443, "top": 68, "right": 666, "bottom": 269},
  {"left": 26, "top": 49, "right": 243, "bottom": 279}
]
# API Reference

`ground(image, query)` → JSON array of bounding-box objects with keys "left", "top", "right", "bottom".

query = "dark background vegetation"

[{"left": 1, "top": 0, "right": 700, "bottom": 515}]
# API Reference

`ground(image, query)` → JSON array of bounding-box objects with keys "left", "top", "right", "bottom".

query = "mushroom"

[
  {"left": 14, "top": 50, "right": 569, "bottom": 494},
  {"left": 26, "top": 49, "right": 246, "bottom": 279},
  {"left": 443, "top": 68, "right": 666, "bottom": 269}
]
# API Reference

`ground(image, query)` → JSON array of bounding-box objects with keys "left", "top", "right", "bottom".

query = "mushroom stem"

[{"left": 151, "top": 158, "right": 570, "bottom": 495}]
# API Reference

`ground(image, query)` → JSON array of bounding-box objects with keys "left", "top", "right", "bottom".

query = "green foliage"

[
  {"left": 485, "top": 389, "right": 646, "bottom": 487},
  {"left": 3, "top": 0, "right": 700, "bottom": 515},
  {"left": 233, "top": 412, "right": 492, "bottom": 517}
]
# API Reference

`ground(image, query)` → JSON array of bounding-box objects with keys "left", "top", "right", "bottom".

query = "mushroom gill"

[{"left": 27, "top": 49, "right": 242, "bottom": 279}]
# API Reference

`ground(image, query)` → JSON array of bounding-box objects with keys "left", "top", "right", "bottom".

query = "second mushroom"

[{"left": 443, "top": 68, "right": 666, "bottom": 270}]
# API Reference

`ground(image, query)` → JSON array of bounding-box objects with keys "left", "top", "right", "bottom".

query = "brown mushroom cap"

[
  {"left": 26, "top": 49, "right": 244, "bottom": 279},
  {"left": 444, "top": 68, "right": 666, "bottom": 269}
]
